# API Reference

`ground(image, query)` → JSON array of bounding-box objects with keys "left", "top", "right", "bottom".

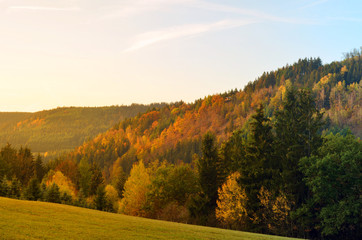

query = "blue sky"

[{"left": 0, "top": 0, "right": 361, "bottom": 112}]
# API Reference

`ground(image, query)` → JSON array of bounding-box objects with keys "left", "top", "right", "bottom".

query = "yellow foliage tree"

[
  {"left": 258, "top": 186, "right": 291, "bottom": 234},
  {"left": 119, "top": 160, "right": 150, "bottom": 217},
  {"left": 43, "top": 170, "right": 76, "bottom": 198},
  {"left": 105, "top": 184, "right": 119, "bottom": 211},
  {"left": 216, "top": 172, "right": 248, "bottom": 229}
]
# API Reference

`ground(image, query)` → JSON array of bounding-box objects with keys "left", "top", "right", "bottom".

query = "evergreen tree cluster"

[{"left": 191, "top": 87, "right": 360, "bottom": 239}]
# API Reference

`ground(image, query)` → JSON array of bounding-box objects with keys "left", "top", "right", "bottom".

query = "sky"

[{"left": 0, "top": 0, "right": 362, "bottom": 112}]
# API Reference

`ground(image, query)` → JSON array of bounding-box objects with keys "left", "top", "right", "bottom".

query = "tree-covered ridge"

[
  {"left": 69, "top": 51, "right": 361, "bottom": 177},
  {"left": 0, "top": 104, "right": 166, "bottom": 154},
  {"left": 0, "top": 112, "right": 32, "bottom": 131}
]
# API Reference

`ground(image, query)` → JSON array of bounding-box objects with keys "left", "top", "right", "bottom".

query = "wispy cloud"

[
  {"left": 99, "top": 0, "right": 193, "bottom": 20},
  {"left": 100, "top": 0, "right": 312, "bottom": 24},
  {"left": 98, "top": 0, "right": 314, "bottom": 52},
  {"left": 193, "top": 1, "right": 295, "bottom": 23},
  {"left": 124, "top": 19, "right": 257, "bottom": 52},
  {"left": 299, "top": 0, "right": 328, "bottom": 10},
  {"left": 8, "top": 6, "right": 80, "bottom": 11}
]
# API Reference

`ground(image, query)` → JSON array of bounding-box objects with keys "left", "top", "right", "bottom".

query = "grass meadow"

[{"left": 0, "top": 197, "right": 299, "bottom": 240}]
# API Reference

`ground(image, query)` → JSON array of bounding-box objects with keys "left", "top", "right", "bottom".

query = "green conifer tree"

[
  {"left": 198, "top": 131, "right": 219, "bottom": 210},
  {"left": 95, "top": 185, "right": 107, "bottom": 211},
  {"left": 239, "top": 104, "right": 278, "bottom": 231},
  {"left": 45, "top": 183, "right": 61, "bottom": 203},
  {"left": 24, "top": 177, "right": 42, "bottom": 201},
  {"left": 0, "top": 176, "right": 9, "bottom": 197},
  {"left": 89, "top": 163, "right": 104, "bottom": 196},
  {"left": 274, "top": 87, "right": 324, "bottom": 210}
]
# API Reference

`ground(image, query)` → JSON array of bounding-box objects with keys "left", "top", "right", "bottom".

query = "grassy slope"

[{"left": 0, "top": 197, "right": 298, "bottom": 240}]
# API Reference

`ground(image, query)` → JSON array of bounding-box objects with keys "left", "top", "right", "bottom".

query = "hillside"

[
  {"left": 0, "top": 197, "right": 297, "bottom": 240},
  {"left": 1, "top": 52, "right": 361, "bottom": 240},
  {"left": 0, "top": 104, "right": 165, "bottom": 154},
  {"left": 69, "top": 55, "right": 361, "bottom": 175}
]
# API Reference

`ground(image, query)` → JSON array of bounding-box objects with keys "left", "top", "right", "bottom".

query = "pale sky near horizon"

[{"left": 1, "top": 0, "right": 361, "bottom": 112}]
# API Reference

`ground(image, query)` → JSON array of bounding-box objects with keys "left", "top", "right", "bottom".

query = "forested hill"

[
  {"left": 1, "top": 50, "right": 361, "bottom": 240},
  {"left": 69, "top": 51, "right": 361, "bottom": 176},
  {"left": 0, "top": 104, "right": 165, "bottom": 154}
]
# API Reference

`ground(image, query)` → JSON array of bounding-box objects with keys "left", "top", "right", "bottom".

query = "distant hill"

[
  {"left": 0, "top": 197, "right": 297, "bottom": 240},
  {"left": 0, "top": 112, "right": 33, "bottom": 131},
  {"left": 69, "top": 54, "right": 361, "bottom": 175},
  {"left": 0, "top": 104, "right": 165, "bottom": 154}
]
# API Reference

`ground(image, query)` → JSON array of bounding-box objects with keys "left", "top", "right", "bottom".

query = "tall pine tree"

[
  {"left": 197, "top": 131, "right": 219, "bottom": 210},
  {"left": 239, "top": 104, "right": 278, "bottom": 232},
  {"left": 274, "top": 87, "right": 324, "bottom": 209}
]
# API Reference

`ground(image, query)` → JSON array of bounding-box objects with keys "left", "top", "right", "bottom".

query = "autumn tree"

[
  {"left": 110, "top": 158, "right": 127, "bottom": 198},
  {"left": 258, "top": 187, "right": 291, "bottom": 235},
  {"left": 55, "top": 159, "right": 79, "bottom": 188},
  {"left": 145, "top": 163, "right": 198, "bottom": 221},
  {"left": 119, "top": 160, "right": 150, "bottom": 217},
  {"left": 216, "top": 172, "right": 248, "bottom": 230},
  {"left": 105, "top": 184, "right": 119, "bottom": 212},
  {"left": 43, "top": 170, "right": 76, "bottom": 199}
]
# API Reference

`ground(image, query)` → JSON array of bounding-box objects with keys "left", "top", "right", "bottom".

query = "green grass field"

[{"left": 0, "top": 197, "right": 298, "bottom": 240}]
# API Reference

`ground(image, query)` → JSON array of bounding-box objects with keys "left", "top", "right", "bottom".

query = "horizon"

[{"left": 1, "top": 0, "right": 362, "bottom": 112}]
